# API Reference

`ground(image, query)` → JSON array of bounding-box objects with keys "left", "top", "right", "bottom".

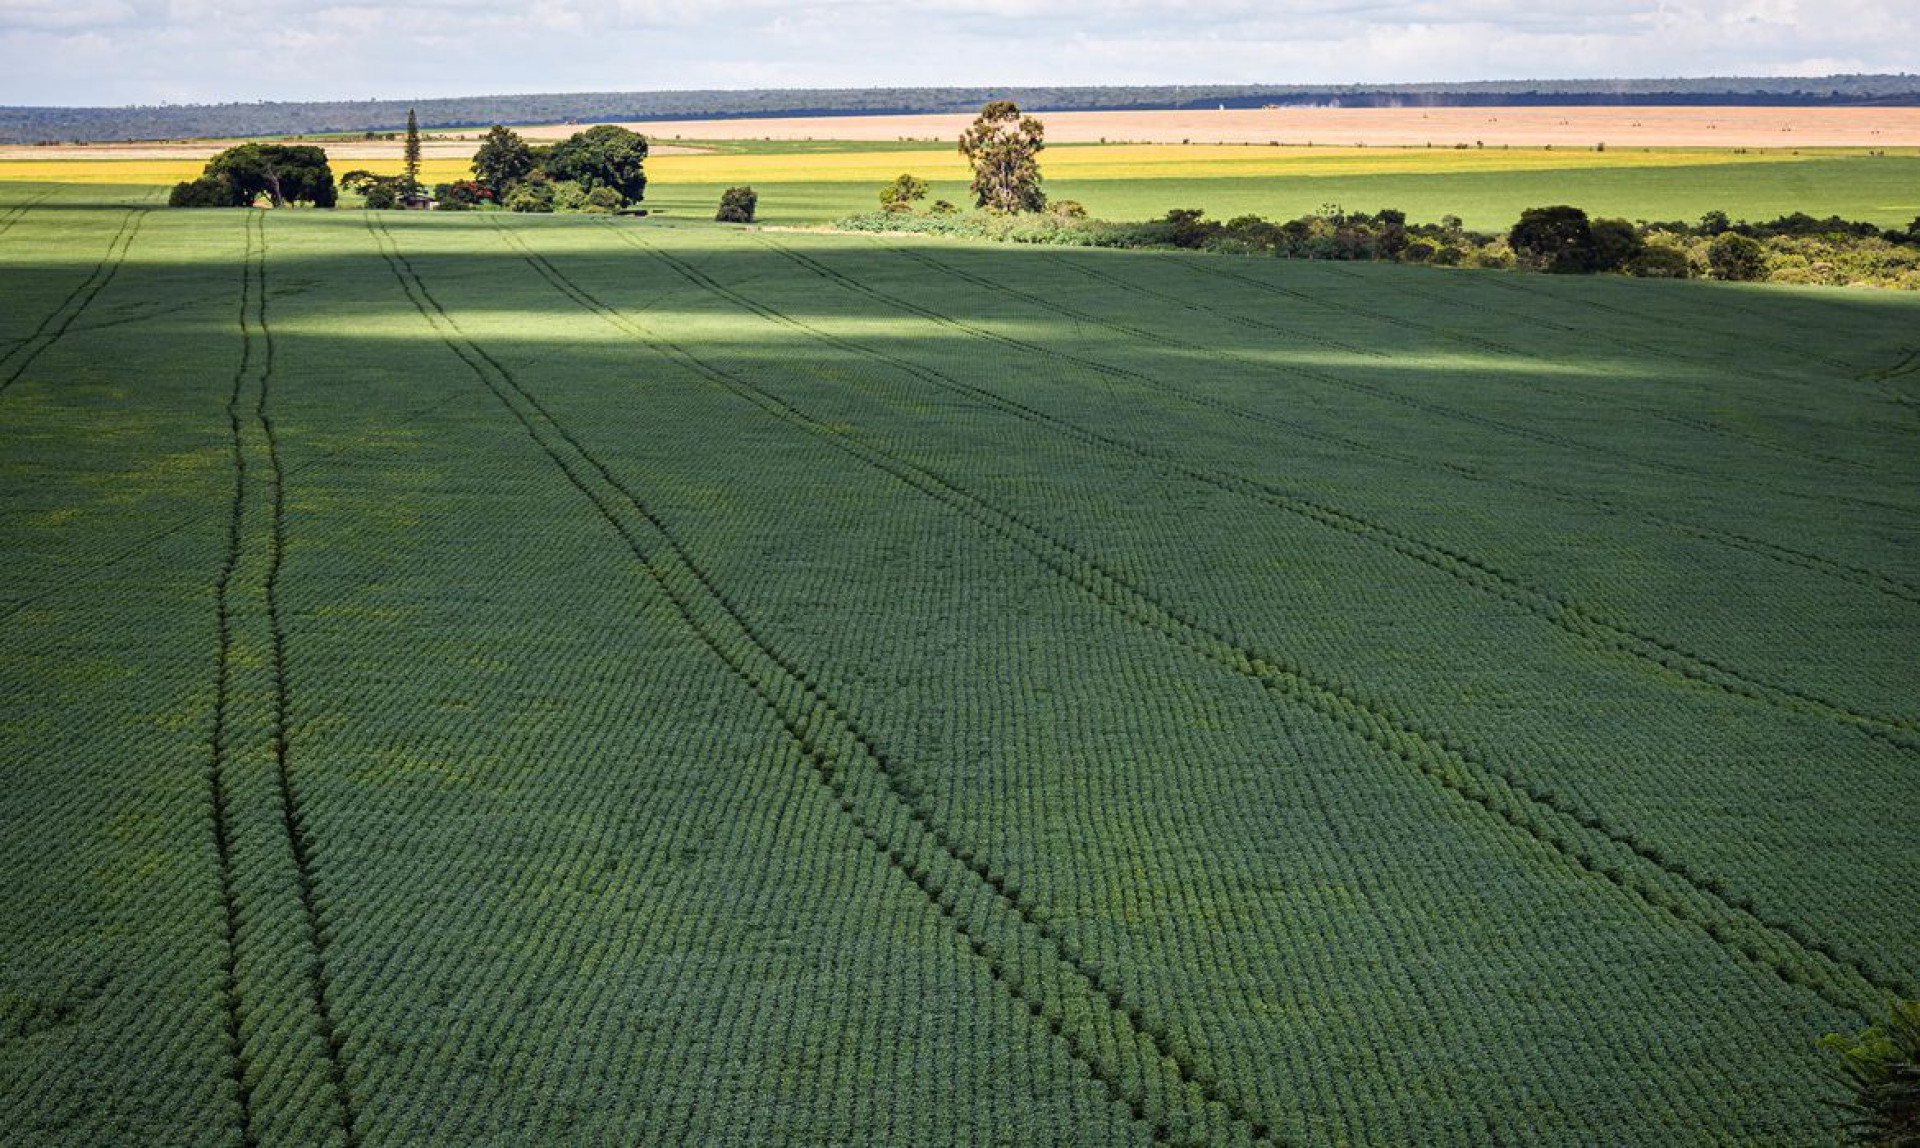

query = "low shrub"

[{"left": 716, "top": 186, "right": 758, "bottom": 223}]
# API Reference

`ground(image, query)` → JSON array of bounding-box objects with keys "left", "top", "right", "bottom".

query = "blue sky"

[{"left": 1, "top": 0, "right": 1914, "bottom": 106}]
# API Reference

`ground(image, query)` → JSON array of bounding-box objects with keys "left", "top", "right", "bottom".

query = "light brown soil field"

[{"left": 539, "top": 106, "right": 1920, "bottom": 149}]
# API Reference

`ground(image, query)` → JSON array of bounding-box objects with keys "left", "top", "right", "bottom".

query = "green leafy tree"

[
  {"left": 543, "top": 125, "right": 649, "bottom": 203},
  {"left": 506, "top": 175, "right": 555, "bottom": 214},
  {"left": 959, "top": 101, "right": 1046, "bottom": 213},
  {"left": 1627, "top": 244, "right": 1691, "bottom": 279},
  {"left": 195, "top": 143, "right": 336, "bottom": 208},
  {"left": 403, "top": 108, "right": 422, "bottom": 195},
  {"left": 1707, "top": 232, "right": 1768, "bottom": 281},
  {"left": 433, "top": 180, "right": 491, "bottom": 211},
  {"left": 471, "top": 124, "right": 534, "bottom": 196},
  {"left": 1509, "top": 205, "right": 1597, "bottom": 273},
  {"left": 582, "top": 186, "right": 624, "bottom": 214},
  {"left": 879, "top": 173, "right": 929, "bottom": 213},
  {"left": 1588, "top": 217, "right": 1645, "bottom": 272},
  {"left": 168, "top": 176, "right": 239, "bottom": 207},
  {"left": 1822, "top": 999, "right": 1920, "bottom": 1146},
  {"left": 716, "top": 186, "right": 757, "bottom": 223},
  {"left": 341, "top": 169, "right": 403, "bottom": 209}
]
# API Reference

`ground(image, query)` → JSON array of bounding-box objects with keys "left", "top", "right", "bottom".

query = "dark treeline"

[{"left": 5, "top": 74, "right": 1919, "bottom": 143}]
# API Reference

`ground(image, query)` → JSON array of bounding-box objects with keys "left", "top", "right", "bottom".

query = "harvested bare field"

[{"left": 544, "top": 105, "right": 1920, "bottom": 149}]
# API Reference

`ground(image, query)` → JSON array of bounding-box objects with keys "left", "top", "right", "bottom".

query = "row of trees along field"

[{"left": 165, "top": 100, "right": 1920, "bottom": 288}]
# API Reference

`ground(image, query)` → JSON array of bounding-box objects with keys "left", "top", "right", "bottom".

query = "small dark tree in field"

[
  {"left": 1588, "top": 216, "right": 1645, "bottom": 272},
  {"left": 1708, "top": 232, "right": 1768, "bottom": 280},
  {"left": 471, "top": 124, "right": 534, "bottom": 196},
  {"left": 544, "top": 125, "right": 649, "bottom": 204},
  {"left": 1509, "top": 205, "right": 1597, "bottom": 273},
  {"left": 403, "top": 108, "right": 422, "bottom": 195},
  {"left": 960, "top": 101, "right": 1046, "bottom": 213},
  {"left": 1822, "top": 999, "right": 1920, "bottom": 1146},
  {"left": 168, "top": 176, "right": 239, "bottom": 207},
  {"left": 175, "top": 144, "right": 335, "bottom": 208},
  {"left": 716, "top": 186, "right": 757, "bottom": 223},
  {"left": 879, "top": 173, "right": 928, "bottom": 213}
]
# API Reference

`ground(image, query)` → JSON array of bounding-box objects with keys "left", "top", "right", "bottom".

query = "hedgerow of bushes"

[{"left": 836, "top": 202, "right": 1920, "bottom": 289}]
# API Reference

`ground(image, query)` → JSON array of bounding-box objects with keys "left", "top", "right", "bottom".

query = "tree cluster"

[
  {"left": 347, "top": 123, "right": 649, "bottom": 214},
  {"left": 169, "top": 143, "right": 337, "bottom": 208}
]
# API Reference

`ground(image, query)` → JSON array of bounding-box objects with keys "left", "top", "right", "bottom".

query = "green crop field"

[{"left": 3, "top": 180, "right": 1918, "bottom": 1145}]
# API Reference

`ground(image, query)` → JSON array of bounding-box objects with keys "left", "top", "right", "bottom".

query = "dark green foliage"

[
  {"left": 1709, "top": 232, "right": 1769, "bottom": 280},
  {"left": 581, "top": 186, "right": 624, "bottom": 214},
  {"left": 543, "top": 124, "right": 649, "bottom": 204},
  {"left": 1589, "top": 217, "right": 1646, "bottom": 272},
  {"left": 432, "top": 180, "right": 491, "bottom": 211},
  {"left": 550, "top": 180, "right": 589, "bottom": 212},
  {"left": 471, "top": 124, "right": 534, "bottom": 196},
  {"left": 1510, "top": 205, "right": 1598, "bottom": 273},
  {"left": 1628, "top": 244, "right": 1692, "bottom": 278},
  {"left": 1823, "top": 1000, "right": 1920, "bottom": 1146},
  {"left": 167, "top": 176, "right": 239, "bottom": 208},
  {"left": 343, "top": 170, "right": 405, "bottom": 210},
  {"left": 1162, "top": 208, "right": 1219, "bottom": 249},
  {"left": 402, "top": 108, "right": 422, "bottom": 196},
  {"left": 959, "top": 101, "right": 1046, "bottom": 213},
  {"left": 880, "top": 173, "right": 929, "bottom": 213},
  {"left": 506, "top": 177, "right": 555, "bottom": 213},
  {"left": 716, "top": 185, "right": 758, "bottom": 223},
  {"left": 188, "top": 143, "right": 336, "bottom": 208}
]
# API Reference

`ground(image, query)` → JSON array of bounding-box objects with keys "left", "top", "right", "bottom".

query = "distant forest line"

[{"left": 5, "top": 75, "right": 1920, "bottom": 144}]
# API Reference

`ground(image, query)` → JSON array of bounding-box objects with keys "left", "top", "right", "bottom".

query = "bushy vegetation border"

[{"left": 836, "top": 204, "right": 1920, "bottom": 289}]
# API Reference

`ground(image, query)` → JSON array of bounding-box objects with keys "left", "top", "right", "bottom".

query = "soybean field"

[{"left": 2, "top": 181, "right": 1918, "bottom": 1145}]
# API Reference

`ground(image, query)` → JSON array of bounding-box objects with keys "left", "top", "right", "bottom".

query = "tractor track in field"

[
  {"left": 0, "top": 208, "right": 146, "bottom": 398},
  {"left": 1040, "top": 251, "right": 1920, "bottom": 606},
  {"left": 492, "top": 225, "right": 1907, "bottom": 1024},
  {"left": 378, "top": 215, "right": 1279, "bottom": 1147},
  {"left": 209, "top": 209, "right": 263, "bottom": 1148},
  {"left": 763, "top": 238, "right": 1920, "bottom": 751},
  {"left": 0, "top": 187, "right": 57, "bottom": 237},
  {"left": 1471, "top": 269, "right": 1859, "bottom": 375},
  {"left": 1314, "top": 261, "right": 1894, "bottom": 473},
  {"left": 211, "top": 212, "right": 358, "bottom": 1147},
  {"left": 1865, "top": 345, "right": 1920, "bottom": 418},
  {"left": 610, "top": 231, "right": 1917, "bottom": 1010},
  {"left": 1156, "top": 253, "right": 1920, "bottom": 519}
]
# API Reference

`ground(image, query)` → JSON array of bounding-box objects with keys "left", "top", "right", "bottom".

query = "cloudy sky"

[{"left": 1, "top": 0, "right": 1913, "bottom": 107}]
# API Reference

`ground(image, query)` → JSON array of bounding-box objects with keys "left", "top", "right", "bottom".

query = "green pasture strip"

[{"left": 641, "top": 153, "right": 1920, "bottom": 228}]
